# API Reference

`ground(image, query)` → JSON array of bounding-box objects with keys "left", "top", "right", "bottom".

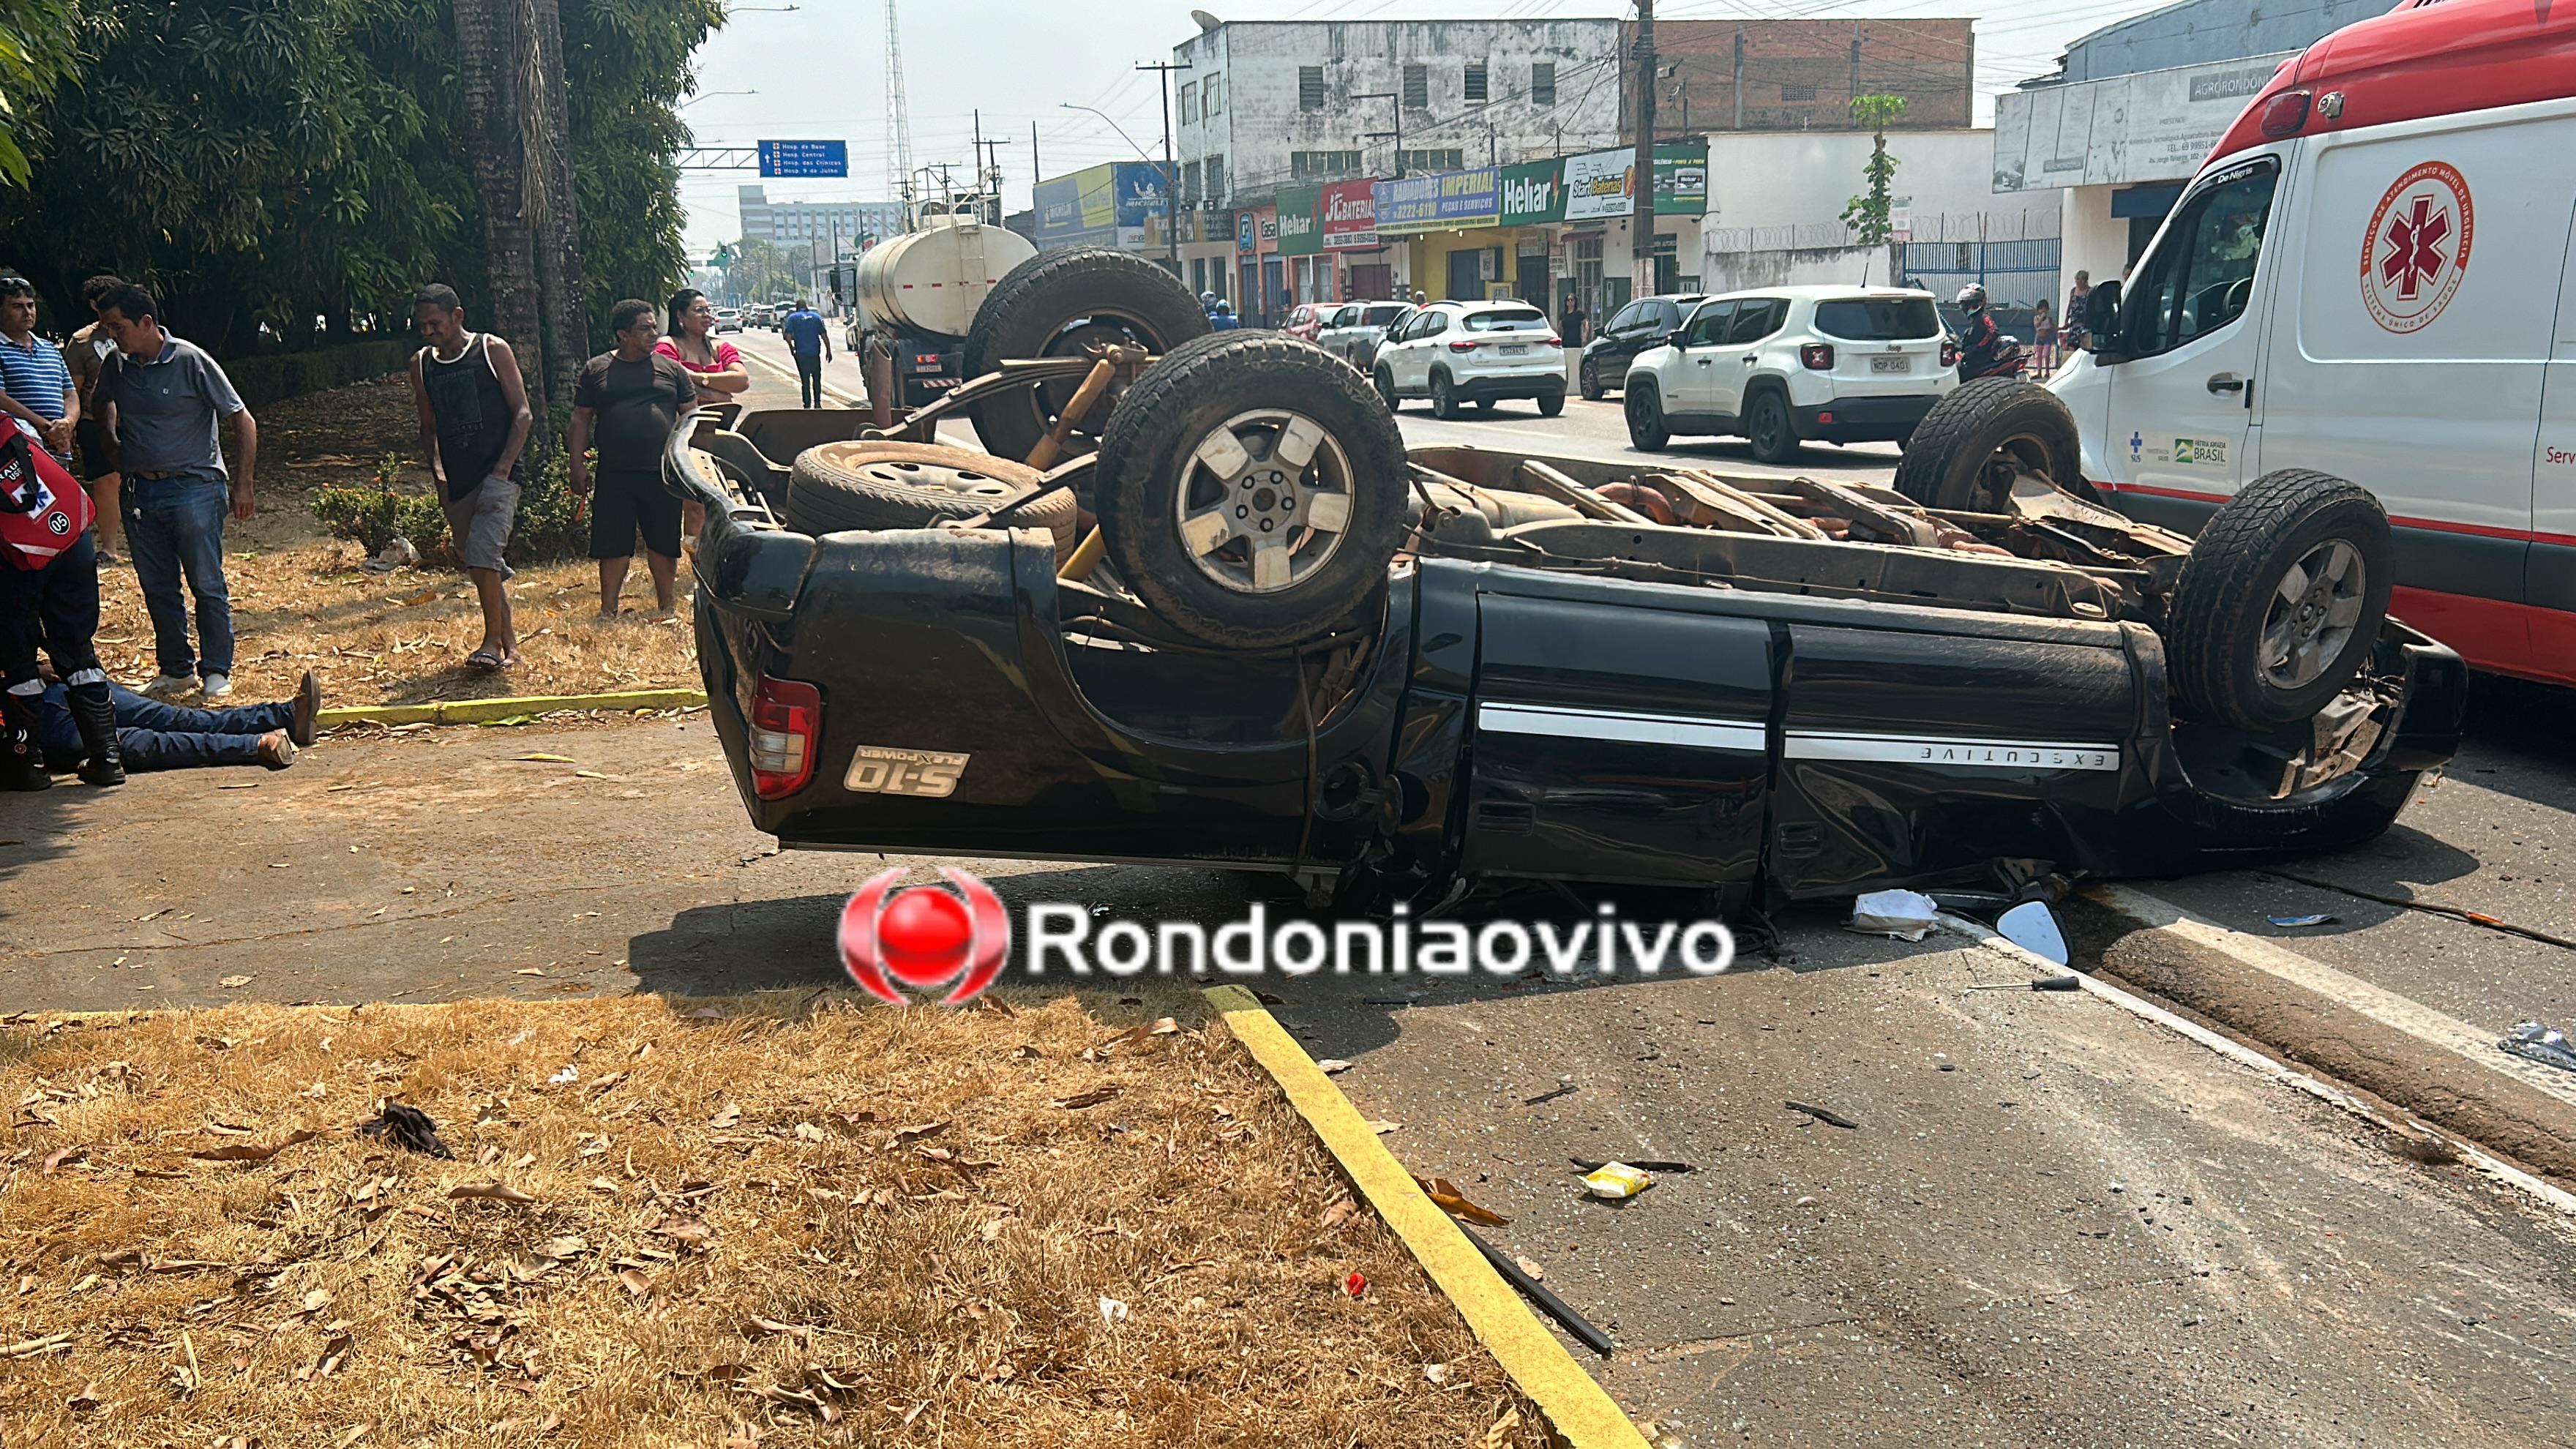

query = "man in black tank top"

[{"left": 409, "top": 285, "right": 532, "bottom": 670}]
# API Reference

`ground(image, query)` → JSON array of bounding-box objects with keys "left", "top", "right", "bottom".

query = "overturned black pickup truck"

[{"left": 665, "top": 248, "right": 2464, "bottom": 915}]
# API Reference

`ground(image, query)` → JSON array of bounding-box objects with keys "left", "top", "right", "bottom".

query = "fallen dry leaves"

[{"left": 0, "top": 992, "right": 1545, "bottom": 1446}]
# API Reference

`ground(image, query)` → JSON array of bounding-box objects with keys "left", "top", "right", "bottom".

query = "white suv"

[
  {"left": 1623, "top": 286, "right": 1956, "bottom": 462},
  {"left": 1371, "top": 300, "right": 1566, "bottom": 419}
]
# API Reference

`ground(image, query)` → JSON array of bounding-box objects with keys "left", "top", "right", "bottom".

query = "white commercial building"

[
  {"left": 1694, "top": 130, "right": 2060, "bottom": 315},
  {"left": 735, "top": 186, "right": 906, "bottom": 252},
  {"left": 1991, "top": 0, "right": 2392, "bottom": 289},
  {"left": 1169, "top": 17, "right": 1622, "bottom": 212}
]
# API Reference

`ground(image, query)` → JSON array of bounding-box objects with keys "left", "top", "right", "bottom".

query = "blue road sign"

[{"left": 758, "top": 140, "right": 849, "bottom": 179}]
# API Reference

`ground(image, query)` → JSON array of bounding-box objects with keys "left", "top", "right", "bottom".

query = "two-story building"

[{"left": 1171, "top": 16, "right": 1623, "bottom": 318}]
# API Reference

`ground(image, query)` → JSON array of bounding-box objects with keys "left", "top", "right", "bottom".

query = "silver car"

[{"left": 1317, "top": 301, "right": 1415, "bottom": 370}]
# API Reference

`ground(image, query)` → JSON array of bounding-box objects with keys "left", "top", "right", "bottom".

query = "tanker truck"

[{"left": 846, "top": 209, "right": 1037, "bottom": 409}]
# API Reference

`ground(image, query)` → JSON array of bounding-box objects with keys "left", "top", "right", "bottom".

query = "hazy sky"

[{"left": 678, "top": 0, "right": 2181, "bottom": 253}]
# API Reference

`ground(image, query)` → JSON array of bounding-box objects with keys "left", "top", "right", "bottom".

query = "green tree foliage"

[
  {"left": 567, "top": 0, "right": 722, "bottom": 341},
  {"left": 0, "top": 0, "right": 716, "bottom": 358},
  {"left": 0, "top": 0, "right": 83, "bottom": 183},
  {"left": 1841, "top": 94, "right": 1909, "bottom": 250}
]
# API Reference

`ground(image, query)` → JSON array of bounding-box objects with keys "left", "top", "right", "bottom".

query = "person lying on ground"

[{"left": 29, "top": 664, "right": 318, "bottom": 774}]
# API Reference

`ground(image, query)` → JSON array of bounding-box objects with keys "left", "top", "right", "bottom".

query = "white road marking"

[{"left": 2087, "top": 883, "right": 2576, "bottom": 1111}]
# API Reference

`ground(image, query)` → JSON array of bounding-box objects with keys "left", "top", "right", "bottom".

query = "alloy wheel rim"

[
  {"left": 2260, "top": 539, "right": 2367, "bottom": 689},
  {"left": 1173, "top": 409, "right": 1356, "bottom": 595}
]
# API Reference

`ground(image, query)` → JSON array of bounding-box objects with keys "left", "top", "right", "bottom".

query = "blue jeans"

[
  {"left": 34, "top": 681, "right": 287, "bottom": 771},
  {"left": 125, "top": 476, "right": 234, "bottom": 678}
]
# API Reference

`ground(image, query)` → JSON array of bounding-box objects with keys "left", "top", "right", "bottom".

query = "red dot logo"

[{"left": 838, "top": 867, "right": 1011, "bottom": 1006}]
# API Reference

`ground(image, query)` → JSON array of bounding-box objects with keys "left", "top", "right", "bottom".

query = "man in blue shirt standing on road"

[{"left": 780, "top": 299, "right": 831, "bottom": 408}]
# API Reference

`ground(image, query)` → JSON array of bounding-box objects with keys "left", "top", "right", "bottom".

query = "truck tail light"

[
  {"left": 1799, "top": 343, "right": 1835, "bottom": 370},
  {"left": 2260, "top": 89, "right": 2311, "bottom": 138},
  {"left": 747, "top": 676, "right": 821, "bottom": 800},
  {"left": 1447, "top": 339, "right": 1480, "bottom": 353},
  {"left": 1940, "top": 339, "right": 1960, "bottom": 367}
]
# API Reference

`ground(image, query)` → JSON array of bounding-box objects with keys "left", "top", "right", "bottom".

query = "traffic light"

[{"left": 711, "top": 243, "right": 735, "bottom": 267}]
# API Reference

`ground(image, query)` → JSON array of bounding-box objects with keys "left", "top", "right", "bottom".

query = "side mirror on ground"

[
  {"left": 2084, "top": 280, "right": 2124, "bottom": 350},
  {"left": 1997, "top": 902, "right": 2070, "bottom": 966}
]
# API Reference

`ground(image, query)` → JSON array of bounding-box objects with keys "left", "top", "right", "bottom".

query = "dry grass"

[
  {"left": 0, "top": 992, "right": 1542, "bottom": 1447},
  {"left": 95, "top": 374, "right": 703, "bottom": 709}
]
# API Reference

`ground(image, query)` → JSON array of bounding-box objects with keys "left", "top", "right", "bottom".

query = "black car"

[
  {"left": 1579, "top": 293, "right": 1702, "bottom": 402},
  {"left": 668, "top": 285, "right": 2461, "bottom": 915}
]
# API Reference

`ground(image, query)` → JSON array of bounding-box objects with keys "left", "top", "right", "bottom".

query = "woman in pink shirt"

[{"left": 656, "top": 288, "right": 750, "bottom": 536}]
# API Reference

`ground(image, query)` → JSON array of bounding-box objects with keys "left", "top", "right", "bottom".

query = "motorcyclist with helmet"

[{"left": 1952, "top": 284, "right": 2026, "bottom": 383}]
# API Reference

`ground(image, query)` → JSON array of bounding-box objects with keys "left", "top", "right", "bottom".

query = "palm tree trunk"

[
  {"left": 524, "top": 0, "right": 585, "bottom": 408},
  {"left": 452, "top": 0, "right": 553, "bottom": 434}
]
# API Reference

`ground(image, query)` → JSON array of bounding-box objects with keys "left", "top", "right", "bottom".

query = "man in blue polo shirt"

[
  {"left": 780, "top": 298, "right": 831, "bottom": 408},
  {"left": 0, "top": 277, "right": 76, "bottom": 468},
  {"left": 94, "top": 282, "right": 258, "bottom": 701}
]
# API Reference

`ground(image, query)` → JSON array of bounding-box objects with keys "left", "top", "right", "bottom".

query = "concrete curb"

[
  {"left": 1202, "top": 984, "right": 1650, "bottom": 1449},
  {"left": 1950, "top": 907, "right": 2576, "bottom": 1219},
  {"left": 318, "top": 689, "right": 708, "bottom": 728}
]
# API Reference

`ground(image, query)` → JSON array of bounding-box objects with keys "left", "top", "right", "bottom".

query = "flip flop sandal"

[{"left": 465, "top": 648, "right": 506, "bottom": 671}]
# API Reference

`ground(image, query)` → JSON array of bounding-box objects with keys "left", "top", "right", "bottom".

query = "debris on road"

[
  {"left": 1521, "top": 1084, "right": 1577, "bottom": 1107},
  {"left": 1997, "top": 901, "right": 2071, "bottom": 965},
  {"left": 357, "top": 1101, "right": 454, "bottom": 1158},
  {"left": 1569, "top": 1158, "right": 1695, "bottom": 1174},
  {"left": 1414, "top": 1175, "right": 1510, "bottom": 1227},
  {"left": 1459, "top": 1225, "right": 1614, "bottom": 1358},
  {"left": 2269, "top": 913, "right": 2339, "bottom": 927},
  {"left": 1849, "top": 889, "right": 1939, "bottom": 942},
  {"left": 1580, "top": 1162, "right": 1655, "bottom": 1199},
  {"left": 1785, "top": 1100, "right": 1861, "bottom": 1129},
  {"left": 2032, "top": 975, "right": 2085, "bottom": 992},
  {"left": 2500, "top": 1022, "right": 2576, "bottom": 1074}
]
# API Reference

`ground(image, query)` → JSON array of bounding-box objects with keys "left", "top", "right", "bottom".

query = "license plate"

[
  {"left": 1501, "top": 344, "right": 1530, "bottom": 356},
  {"left": 1871, "top": 356, "right": 1910, "bottom": 374}
]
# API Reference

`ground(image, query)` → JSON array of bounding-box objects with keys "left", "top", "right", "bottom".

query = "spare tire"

[
  {"left": 785, "top": 441, "right": 1077, "bottom": 560},
  {"left": 1892, "top": 378, "right": 2083, "bottom": 511},
  {"left": 2165, "top": 468, "right": 2393, "bottom": 732},
  {"left": 1093, "top": 333, "right": 1408, "bottom": 650},
  {"left": 963, "top": 247, "right": 1211, "bottom": 464}
]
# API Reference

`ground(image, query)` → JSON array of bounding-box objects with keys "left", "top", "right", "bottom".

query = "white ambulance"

[{"left": 1904, "top": 0, "right": 2575, "bottom": 688}]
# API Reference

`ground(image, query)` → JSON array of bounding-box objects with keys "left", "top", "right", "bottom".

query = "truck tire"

[
  {"left": 1093, "top": 334, "right": 1408, "bottom": 650},
  {"left": 962, "top": 247, "right": 1210, "bottom": 464},
  {"left": 785, "top": 441, "right": 1077, "bottom": 560},
  {"left": 2165, "top": 469, "right": 2393, "bottom": 732},
  {"left": 1892, "top": 378, "right": 2083, "bottom": 511}
]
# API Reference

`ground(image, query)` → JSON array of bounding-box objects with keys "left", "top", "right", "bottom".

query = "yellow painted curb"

[
  {"left": 1203, "top": 984, "right": 1650, "bottom": 1449},
  {"left": 318, "top": 689, "right": 708, "bottom": 728}
]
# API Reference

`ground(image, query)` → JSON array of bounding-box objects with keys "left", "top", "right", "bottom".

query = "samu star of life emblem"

[{"left": 2361, "top": 162, "right": 2474, "bottom": 334}]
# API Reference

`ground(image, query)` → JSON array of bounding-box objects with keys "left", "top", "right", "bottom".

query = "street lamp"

[
  {"left": 679, "top": 89, "right": 757, "bottom": 108},
  {"left": 1060, "top": 101, "right": 1181, "bottom": 273}
]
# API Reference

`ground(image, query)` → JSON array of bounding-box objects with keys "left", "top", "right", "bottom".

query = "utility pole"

[
  {"left": 1732, "top": 29, "right": 1745, "bottom": 132},
  {"left": 1849, "top": 23, "right": 1863, "bottom": 127},
  {"left": 1135, "top": 59, "right": 1192, "bottom": 275},
  {"left": 1030, "top": 121, "right": 1041, "bottom": 190},
  {"left": 1354, "top": 91, "right": 1402, "bottom": 177},
  {"left": 1630, "top": 0, "right": 1658, "bottom": 299},
  {"left": 971, "top": 108, "right": 1011, "bottom": 222}
]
